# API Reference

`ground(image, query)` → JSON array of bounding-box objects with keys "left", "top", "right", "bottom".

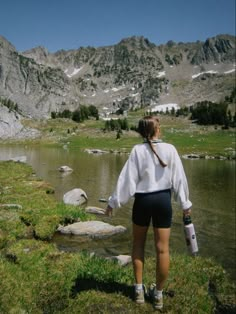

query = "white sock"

[
  {"left": 135, "top": 283, "right": 143, "bottom": 291},
  {"left": 155, "top": 287, "right": 163, "bottom": 298}
]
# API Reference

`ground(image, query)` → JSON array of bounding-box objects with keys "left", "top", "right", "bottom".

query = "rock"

[
  {"left": 215, "top": 155, "right": 227, "bottom": 160},
  {"left": 58, "top": 165, "right": 73, "bottom": 172},
  {"left": 0, "top": 104, "right": 41, "bottom": 140},
  {"left": 10, "top": 156, "right": 27, "bottom": 163},
  {"left": 60, "top": 171, "right": 72, "bottom": 178},
  {"left": 0, "top": 204, "right": 22, "bottom": 209},
  {"left": 57, "top": 221, "right": 126, "bottom": 239},
  {"left": 182, "top": 154, "right": 200, "bottom": 159},
  {"left": 63, "top": 188, "right": 88, "bottom": 206},
  {"left": 99, "top": 198, "right": 107, "bottom": 203},
  {"left": 84, "top": 149, "right": 108, "bottom": 154},
  {"left": 85, "top": 206, "right": 105, "bottom": 215},
  {"left": 0, "top": 105, "right": 23, "bottom": 139},
  {"left": 108, "top": 254, "right": 132, "bottom": 266}
]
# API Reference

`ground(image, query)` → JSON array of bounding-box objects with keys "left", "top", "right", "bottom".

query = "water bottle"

[{"left": 183, "top": 215, "right": 198, "bottom": 255}]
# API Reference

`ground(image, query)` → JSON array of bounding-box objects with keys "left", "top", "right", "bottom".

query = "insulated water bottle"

[{"left": 183, "top": 215, "right": 198, "bottom": 255}]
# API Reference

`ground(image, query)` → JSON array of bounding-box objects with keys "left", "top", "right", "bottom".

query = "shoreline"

[{"left": 0, "top": 160, "right": 235, "bottom": 312}]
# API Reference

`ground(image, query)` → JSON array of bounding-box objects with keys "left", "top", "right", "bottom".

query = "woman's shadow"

[
  {"left": 71, "top": 276, "right": 175, "bottom": 302},
  {"left": 71, "top": 277, "right": 135, "bottom": 300}
]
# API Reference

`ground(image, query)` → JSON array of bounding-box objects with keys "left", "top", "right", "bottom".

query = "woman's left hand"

[{"left": 183, "top": 208, "right": 191, "bottom": 216}]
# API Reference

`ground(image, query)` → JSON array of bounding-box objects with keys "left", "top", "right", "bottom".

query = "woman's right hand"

[{"left": 105, "top": 205, "right": 113, "bottom": 217}]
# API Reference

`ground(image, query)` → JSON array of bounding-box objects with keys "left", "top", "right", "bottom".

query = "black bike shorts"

[{"left": 132, "top": 189, "right": 172, "bottom": 228}]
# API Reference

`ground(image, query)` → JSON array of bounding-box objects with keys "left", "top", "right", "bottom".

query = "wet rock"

[
  {"left": 99, "top": 198, "right": 107, "bottom": 203},
  {"left": 58, "top": 165, "right": 73, "bottom": 172},
  {"left": 63, "top": 188, "right": 88, "bottom": 206},
  {"left": 57, "top": 221, "right": 126, "bottom": 239},
  {"left": 182, "top": 154, "right": 200, "bottom": 159},
  {"left": 85, "top": 206, "right": 106, "bottom": 215},
  {"left": 10, "top": 156, "right": 27, "bottom": 163},
  {"left": 84, "top": 149, "right": 108, "bottom": 154}
]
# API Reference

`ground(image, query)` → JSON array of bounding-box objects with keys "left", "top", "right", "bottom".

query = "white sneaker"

[
  {"left": 149, "top": 283, "right": 163, "bottom": 310},
  {"left": 134, "top": 284, "right": 147, "bottom": 304},
  {"left": 134, "top": 288, "right": 145, "bottom": 304}
]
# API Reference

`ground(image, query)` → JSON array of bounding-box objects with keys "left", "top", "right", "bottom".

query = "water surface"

[{"left": 0, "top": 145, "right": 235, "bottom": 281}]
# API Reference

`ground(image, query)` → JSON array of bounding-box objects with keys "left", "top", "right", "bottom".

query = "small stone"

[{"left": 85, "top": 206, "right": 105, "bottom": 215}]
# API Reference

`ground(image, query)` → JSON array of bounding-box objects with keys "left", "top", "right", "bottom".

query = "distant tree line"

[
  {"left": 225, "top": 87, "right": 236, "bottom": 103},
  {"left": 51, "top": 105, "right": 99, "bottom": 122},
  {"left": 190, "top": 88, "right": 236, "bottom": 127},
  {"left": 103, "top": 118, "right": 129, "bottom": 132},
  {"left": 151, "top": 102, "right": 235, "bottom": 127},
  {"left": 189, "top": 101, "right": 235, "bottom": 127},
  {"left": 145, "top": 106, "right": 190, "bottom": 117},
  {"left": 145, "top": 88, "right": 236, "bottom": 128},
  {"left": 103, "top": 118, "right": 130, "bottom": 139}
]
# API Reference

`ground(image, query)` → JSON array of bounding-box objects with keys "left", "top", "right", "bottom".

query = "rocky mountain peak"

[
  {"left": 23, "top": 46, "right": 49, "bottom": 58},
  {"left": 191, "top": 34, "right": 235, "bottom": 64},
  {"left": 118, "top": 36, "right": 156, "bottom": 49},
  {"left": 0, "top": 35, "right": 17, "bottom": 52},
  {"left": 21, "top": 46, "right": 52, "bottom": 66}
]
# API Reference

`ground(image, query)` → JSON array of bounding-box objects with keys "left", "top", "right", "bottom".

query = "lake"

[{"left": 0, "top": 144, "right": 235, "bottom": 281}]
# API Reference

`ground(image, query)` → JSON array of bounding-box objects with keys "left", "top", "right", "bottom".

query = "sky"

[{"left": 0, "top": 0, "right": 235, "bottom": 52}]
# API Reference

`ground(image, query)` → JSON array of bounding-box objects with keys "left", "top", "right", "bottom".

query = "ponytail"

[
  {"left": 146, "top": 139, "right": 167, "bottom": 168},
  {"left": 138, "top": 115, "right": 167, "bottom": 168}
]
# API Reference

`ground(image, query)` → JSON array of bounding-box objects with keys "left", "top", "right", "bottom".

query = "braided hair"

[{"left": 138, "top": 116, "right": 167, "bottom": 167}]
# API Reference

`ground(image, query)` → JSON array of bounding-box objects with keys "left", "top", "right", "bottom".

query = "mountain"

[{"left": 0, "top": 34, "right": 235, "bottom": 122}]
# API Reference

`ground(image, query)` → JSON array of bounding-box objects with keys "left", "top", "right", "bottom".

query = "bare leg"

[
  {"left": 153, "top": 228, "right": 171, "bottom": 290},
  {"left": 132, "top": 223, "right": 149, "bottom": 284}
]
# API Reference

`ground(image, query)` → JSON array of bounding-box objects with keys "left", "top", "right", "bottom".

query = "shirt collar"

[{"left": 143, "top": 139, "right": 163, "bottom": 144}]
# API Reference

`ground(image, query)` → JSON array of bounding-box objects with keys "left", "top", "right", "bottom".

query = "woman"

[{"left": 105, "top": 115, "right": 192, "bottom": 310}]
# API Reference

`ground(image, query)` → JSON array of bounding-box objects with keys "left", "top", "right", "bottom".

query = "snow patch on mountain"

[
  {"left": 65, "top": 67, "right": 83, "bottom": 78},
  {"left": 192, "top": 70, "right": 218, "bottom": 79},
  {"left": 157, "top": 71, "right": 166, "bottom": 78},
  {"left": 149, "top": 103, "right": 180, "bottom": 113},
  {"left": 224, "top": 69, "right": 235, "bottom": 74}
]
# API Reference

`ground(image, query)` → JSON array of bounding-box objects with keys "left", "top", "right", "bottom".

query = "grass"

[
  {"left": 0, "top": 111, "right": 235, "bottom": 312},
  {"left": 163, "top": 127, "right": 236, "bottom": 156},
  {"left": 66, "top": 118, "right": 235, "bottom": 159},
  {"left": 0, "top": 160, "right": 235, "bottom": 313},
  {"left": 1, "top": 110, "right": 229, "bottom": 160},
  {"left": 20, "top": 111, "right": 235, "bottom": 158},
  {"left": 0, "top": 161, "right": 94, "bottom": 242}
]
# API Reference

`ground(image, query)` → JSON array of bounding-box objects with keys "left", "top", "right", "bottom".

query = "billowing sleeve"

[
  {"left": 108, "top": 148, "right": 139, "bottom": 208},
  {"left": 171, "top": 147, "right": 192, "bottom": 210}
]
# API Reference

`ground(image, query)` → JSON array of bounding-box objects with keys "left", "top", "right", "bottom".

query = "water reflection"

[{"left": 0, "top": 145, "right": 235, "bottom": 281}]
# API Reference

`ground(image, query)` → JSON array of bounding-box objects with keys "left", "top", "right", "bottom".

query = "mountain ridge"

[{"left": 0, "top": 34, "right": 235, "bottom": 122}]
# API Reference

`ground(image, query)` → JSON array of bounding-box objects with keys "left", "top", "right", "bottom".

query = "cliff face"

[
  {"left": 0, "top": 36, "right": 76, "bottom": 119},
  {"left": 0, "top": 104, "right": 40, "bottom": 139},
  {"left": 0, "top": 34, "right": 235, "bottom": 121},
  {"left": 190, "top": 35, "right": 235, "bottom": 64}
]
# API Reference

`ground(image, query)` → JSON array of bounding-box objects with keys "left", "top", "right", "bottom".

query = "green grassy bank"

[
  {"left": 0, "top": 161, "right": 235, "bottom": 313},
  {"left": 17, "top": 112, "right": 235, "bottom": 159}
]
